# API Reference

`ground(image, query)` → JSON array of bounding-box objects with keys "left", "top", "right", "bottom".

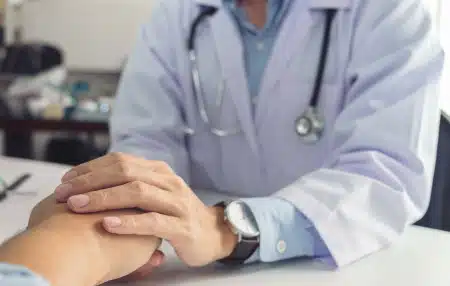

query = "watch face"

[{"left": 225, "top": 201, "right": 260, "bottom": 237}]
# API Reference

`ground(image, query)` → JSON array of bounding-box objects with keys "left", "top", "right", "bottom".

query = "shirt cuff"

[
  {"left": 0, "top": 264, "right": 49, "bottom": 286},
  {"left": 241, "top": 197, "right": 330, "bottom": 263}
]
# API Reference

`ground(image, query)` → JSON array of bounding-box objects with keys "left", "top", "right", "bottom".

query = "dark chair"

[
  {"left": 45, "top": 137, "right": 105, "bottom": 166},
  {"left": 416, "top": 113, "right": 450, "bottom": 231},
  {"left": 0, "top": 43, "right": 63, "bottom": 75}
]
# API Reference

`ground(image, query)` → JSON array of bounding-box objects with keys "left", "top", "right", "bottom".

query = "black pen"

[
  {"left": 6, "top": 173, "right": 32, "bottom": 192},
  {"left": 0, "top": 173, "right": 33, "bottom": 201}
]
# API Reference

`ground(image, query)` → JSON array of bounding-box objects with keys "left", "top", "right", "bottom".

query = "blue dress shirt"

[
  {"left": 0, "top": 264, "right": 48, "bottom": 286},
  {"left": 223, "top": 0, "right": 329, "bottom": 262},
  {"left": 223, "top": 0, "right": 291, "bottom": 99}
]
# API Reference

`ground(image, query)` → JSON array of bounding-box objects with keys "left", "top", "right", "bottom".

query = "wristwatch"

[{"left": 216, "top": 200, "right": 260, "bottom": 265}]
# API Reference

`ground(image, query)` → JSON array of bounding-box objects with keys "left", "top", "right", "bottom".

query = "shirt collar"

[
  {"left": 195, "top": 0, "right": 283, "bottom": 8},
  {"left": 221, "top": 0, "right": 283, "bottom": 6},
  {"left": 194, "top": 0, "right": 351, "bottom": 9},
  {"left": 195, "top": 0, "right": 223, "bottom": 8}
]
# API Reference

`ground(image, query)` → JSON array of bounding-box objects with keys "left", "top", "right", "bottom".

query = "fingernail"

[
  {"left": 54, "top": 183, "right": 73, "bottom": 201},
  {"left": 68, "top": 194, "right": 90, "bottom": 208},
  {"left": 104, "top": 217, "right": 122, "bottom": 228},
  {"left": 62, "top": 171, "right": 78, "bottom": 182}
]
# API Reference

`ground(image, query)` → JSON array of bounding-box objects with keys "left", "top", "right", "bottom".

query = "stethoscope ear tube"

[
  {"left": 187, "top": 7, "right": 218, "bottom": 50},
  {"left": 309, "top": 9, "right": 337, "bottom": 108}
]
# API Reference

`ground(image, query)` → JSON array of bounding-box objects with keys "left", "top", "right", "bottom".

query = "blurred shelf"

[
  {"left": 0, "top": 117, "right": 109, "bottom": 159},
  {"left": 0, "top": 117, "right": 109, "bottom": 133}
]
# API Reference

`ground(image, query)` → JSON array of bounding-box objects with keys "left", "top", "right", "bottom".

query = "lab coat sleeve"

[
  {"left": 253, "top": 0, "right": 444, "bottom": 267},
  {"left": 0, "top": 264, "right": 49, "bottom": 286},
  {"left": 109, "top": 2, "right": 190, "bottom": 181}
]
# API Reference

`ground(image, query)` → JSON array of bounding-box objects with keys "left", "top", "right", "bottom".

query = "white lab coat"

[{"left": 110, "top": 0, "right": 445, "bottom": 266}]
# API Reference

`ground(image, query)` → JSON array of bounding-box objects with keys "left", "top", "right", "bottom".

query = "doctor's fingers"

[
  {"left": 61, "top": 152, "right": 174, "bottom": 182},
  {"left": 55, "top": 162, "right": 183, "bottom": 202},
  {"left": 67, "top": 181, "right": 184, "bottom": 217},
  {"left": 102, "top": 212, "right": 182, "bottom": 242}
]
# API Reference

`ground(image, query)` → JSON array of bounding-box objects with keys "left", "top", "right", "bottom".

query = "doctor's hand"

[{"left": 54, "top": 152, "right": 238, "bottom": 267}]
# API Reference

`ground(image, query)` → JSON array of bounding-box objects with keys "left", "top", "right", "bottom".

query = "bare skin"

[
  {"left": 0, "top": 195, "right": 162, "bottom": 286},
  {"left": 238, "top": 0, "right": 267, "bottom": 29}
]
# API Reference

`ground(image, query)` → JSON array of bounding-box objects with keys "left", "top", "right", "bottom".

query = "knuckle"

[
  {"left": 70, "top": 163, "right": 91, "bottom": 177},
  {"left": 110, "top": 152, "right": 128, "bottom": 162},
  {"left": 180, "top": 221, "right": 194, "bottom": 241},
  {"left": 127, "top": 216, "right": 139, "bottom": 229},
  {"left": 73, "top": 173, "right": 92, "bottom": 187},
  {"left": 171, "top": 175, "right": 186, "bottom": 190},
  {"left": 101, "top": 191, "right": 109, "bottom": 204},
  {"left": 155, "top": 161, "right": 172, "bottom": 172},
  {"left": 75, "top": 164, "right": 90, "bottom": 174},
  {"left": 144, "top": 213, "right": 159, "bottom": 231},
  {"left": 172, "top": 199, "right": 187, "bottom": 215},
  {"left": 92, "top": 190, "right": 109, "bottom": 205},
  {"left": 116, "top": 162, "right": 133, "bottom": 179},
  {"left": 147, "top": 213, "right": 159, "bottom": 225},
  {"left": 129, "top": 180, "right": 143, "bottom": 191},
  {"left": 129, "top": 181, "right": 148, "bottom": 200}
]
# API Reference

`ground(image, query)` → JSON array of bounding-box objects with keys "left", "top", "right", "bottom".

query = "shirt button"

[
  {"left": 256, "top": 42, "right": 265, "bottom": 51},
  {"left": 277, "top": 240, "right": 287, "bottom": 254}
]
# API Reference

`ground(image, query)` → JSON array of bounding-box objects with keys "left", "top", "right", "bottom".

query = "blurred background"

[
  {"left": 0, "top": 0, "right": 154, "bottom": 165},
  {"left": 0, "top": 0, "right": 447, "bottom": 166}
]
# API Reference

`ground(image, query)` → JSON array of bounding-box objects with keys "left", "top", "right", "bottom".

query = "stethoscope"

[{"left": 187, "top": 7, "right": 337, "bottom": 143}]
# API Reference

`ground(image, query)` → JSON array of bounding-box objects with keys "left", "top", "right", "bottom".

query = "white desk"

[{"left": 1, "top": 157, "right": 450, "bottom": 286}]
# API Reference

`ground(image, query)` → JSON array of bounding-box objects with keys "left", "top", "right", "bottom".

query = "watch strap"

[
  {"left": 215, "top": 201, "right": 260, "bottom": 265},
  {"left": 218, "top": 236, "right": 259, "bottom": 265}
]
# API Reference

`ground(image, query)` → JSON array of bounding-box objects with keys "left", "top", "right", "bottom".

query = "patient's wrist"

[
  {"left": 36, "top": 213, "right": 113, "bottom": 283},
  {"left": 23, "top": 197, "right": 160, "bottom": 285},
  {"left": 0, "top": 221, "right": 108, "bottom": 286}
]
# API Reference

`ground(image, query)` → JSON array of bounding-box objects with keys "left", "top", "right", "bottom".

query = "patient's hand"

[
  {"left": 26, "top": 195, "right": 162, "bottom": 285},
  {"left": 28, "top": 195, "right": 69, "bottom": 227}
]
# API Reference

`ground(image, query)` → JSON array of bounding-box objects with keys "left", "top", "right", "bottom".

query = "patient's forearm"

[
  {"left": 0, "top": 217, "right": 107, "bottom": 286},
  {"left": 0, "top": 203, "right": 161, "bottom": 286}
]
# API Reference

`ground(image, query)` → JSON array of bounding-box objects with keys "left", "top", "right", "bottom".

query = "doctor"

[{"left": 55, "top": 0, "right": 443, "bottom": 271}]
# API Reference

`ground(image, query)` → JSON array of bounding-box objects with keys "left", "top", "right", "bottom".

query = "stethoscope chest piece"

[{"left": 295, "top": 107, "right": 325, "bottom": 143}]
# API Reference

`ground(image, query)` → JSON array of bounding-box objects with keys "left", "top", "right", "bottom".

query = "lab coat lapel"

[
  {"left": 209, "top": 9, "right": 259, "bottom": 153},
  {"left": 255, "top": 1, "right": 313, "bottom": 127}
]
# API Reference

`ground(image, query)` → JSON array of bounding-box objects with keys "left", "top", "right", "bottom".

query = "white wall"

[{"left": 8, "top": 0, "right": 154, "bottom": 71}]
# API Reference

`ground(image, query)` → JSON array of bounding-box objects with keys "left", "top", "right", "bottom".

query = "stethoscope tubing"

[{"left": 186, "top": 6, "right": 337, "bottom": 142}]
